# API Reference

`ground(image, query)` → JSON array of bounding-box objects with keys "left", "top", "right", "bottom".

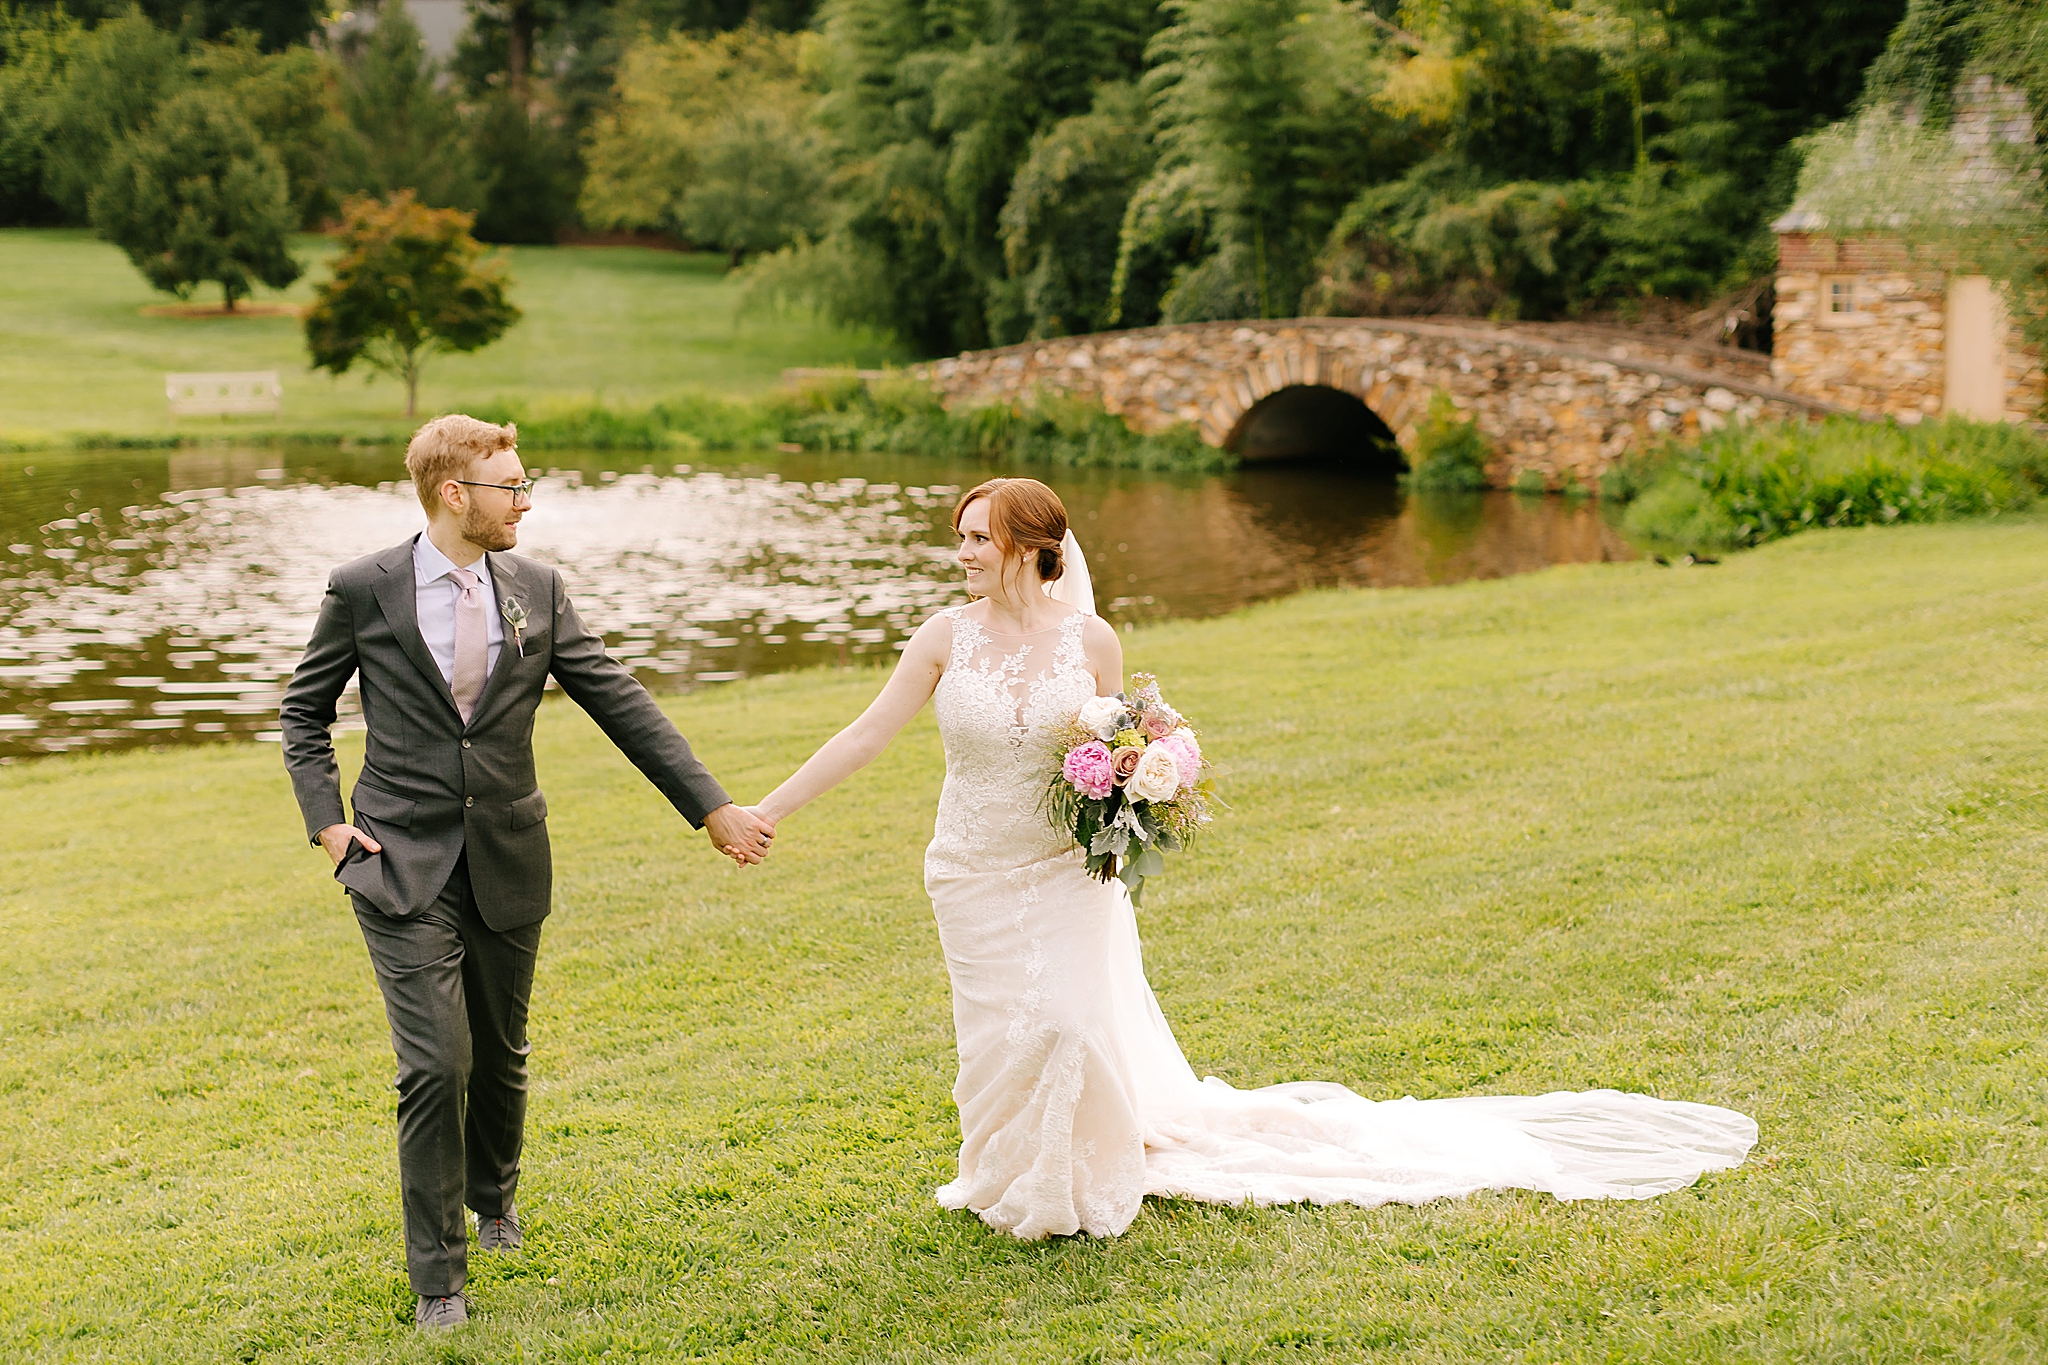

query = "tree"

[
  {"left": 753, "top": 0, "right": 1162, "bottom": 354},
  {"left": 0, "top": 7, "right": 79, "bottom": 225},
  {"left": 305, "top": 191, "right": 521, "bottom": 417},
  {"left": 9, "top": 0, "right": 326, "bottom": 51},
  {"left": 580, "top": 25, "right": 823, "bottom": 262},
  {"left": 7, "top": 11, "right": 349, "bottom": 229},
  {"left": 36, "top": 10, "right": 186, "bottom": 221},
  {"left": 332, "top": 1, "right": 482, "bottom": 212},
  {"left": 468, "top": 89, "right": 580, "bottom": 245},
  {"left": 1120, "top": 0, "right": 1414, "bottom": 323},
  {"left": 89, "top": 86, "right": 302, "bottom": 310},
  {"left": 195, "top": 35, "right": 346, "bottom": 228},
  {"left": 999, "top": 82, "right": 1153, "bottom": 337}
]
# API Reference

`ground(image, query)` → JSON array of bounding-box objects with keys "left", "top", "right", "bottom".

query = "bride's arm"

[
  {"left": 1083, "top": 615, "right": 1124, "bottom": 696},
  {"left": 753, "top": 614, "right": 952, "bottom": 825}
]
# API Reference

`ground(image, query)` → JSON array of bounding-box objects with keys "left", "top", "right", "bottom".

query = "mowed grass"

[
  {"left": 0, "top": 229, "right": 904, "bottom": 445},
  {"left": 4, "top": 521, "right": 2048, "bottom": 1362}
]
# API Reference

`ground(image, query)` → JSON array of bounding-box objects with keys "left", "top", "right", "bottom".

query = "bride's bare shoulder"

[
  {"left": 1080, "top": 613, "right": 1122, "bottom": 681},
  {"left": 1079, "top": 613, "right": 1120, "bottom": 650},
  {"left": 900, "top": 606, "right": 961, "bottom": 660}
]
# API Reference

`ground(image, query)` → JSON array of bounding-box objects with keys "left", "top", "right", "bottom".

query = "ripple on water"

[{"left": 0, "top": 448, "right": 1633, "bottom": 761}]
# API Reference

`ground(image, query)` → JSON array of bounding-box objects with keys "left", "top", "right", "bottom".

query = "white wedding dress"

[{"left": 923, "top": 601, "right": 1757, "bottom": 1241}]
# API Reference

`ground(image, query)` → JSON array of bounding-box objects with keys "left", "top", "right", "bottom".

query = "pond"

[{"left": 0, "top": 445, "right": 1636, "bottom": 762}]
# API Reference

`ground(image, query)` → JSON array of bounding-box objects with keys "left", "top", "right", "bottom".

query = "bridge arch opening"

[{"left": 1224, "top": 384, "right": 1405, "bottom": 476}]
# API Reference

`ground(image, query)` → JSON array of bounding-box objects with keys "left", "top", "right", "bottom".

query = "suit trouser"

[{"left": 353, "top": 855, "right": 543, "bottom": 1296}]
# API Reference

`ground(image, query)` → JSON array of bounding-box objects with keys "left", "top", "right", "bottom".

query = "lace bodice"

[{"left": 926, "top": 604, "right": 1099, "bottom": 880}]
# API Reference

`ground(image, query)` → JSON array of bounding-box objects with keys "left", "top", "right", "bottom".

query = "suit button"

[
  {"left": 465, "top": 797, "right": 475, "bottom": 808},
  {"left": 462, "top": 739, "right": 472, "bottom": 749}
]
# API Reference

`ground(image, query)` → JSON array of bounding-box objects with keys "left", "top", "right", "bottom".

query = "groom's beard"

[{"left": 462, "top": 501, "right": 519, "bottom": 552}]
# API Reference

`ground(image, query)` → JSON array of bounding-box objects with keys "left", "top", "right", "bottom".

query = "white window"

[{"left": 1823, "top": 275, "right": 1863, "bottom": 321}]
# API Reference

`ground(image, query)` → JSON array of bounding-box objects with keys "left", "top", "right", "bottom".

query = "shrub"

[
  {"left": 1511, "top": 467, "right": 1549, "bottom": 495},
  {"left": 1621, "top": 417, "right": 2042, "bottom": 551},
  {"left": 1402, "top": 391, "right": 1492, "bottom": 491},
  {"left": 1597, "top": 444, "right": 1672, "bottom": 501}
]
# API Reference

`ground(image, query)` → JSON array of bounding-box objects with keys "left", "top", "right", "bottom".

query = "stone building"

[{"left": 1771, "top": 77, "right": 2043, "bottom": 423}]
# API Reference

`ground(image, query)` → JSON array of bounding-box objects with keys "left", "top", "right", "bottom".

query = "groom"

[{"left": 280, "top": 414, "right": 775, "bottom": 1331}]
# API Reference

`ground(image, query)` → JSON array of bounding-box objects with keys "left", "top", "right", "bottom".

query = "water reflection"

[{"left": 0, "top": 446, "right": 1632, "bottom": 760}]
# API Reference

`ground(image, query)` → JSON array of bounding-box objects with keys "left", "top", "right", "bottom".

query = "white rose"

[
  {"left": 1076, "top": 695, "right": 1125, "bottom": 741},
  {"left": 1128, "top": 743, "right": 1182, "bottom": 803}
]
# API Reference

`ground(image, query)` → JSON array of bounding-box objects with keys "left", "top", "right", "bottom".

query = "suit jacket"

[{"left": 279, "top": 536, "right": 731, "bottom": 930}]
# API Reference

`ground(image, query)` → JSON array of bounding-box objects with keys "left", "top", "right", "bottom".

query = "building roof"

[{"left": 1775, "top": 75, "right": 2035, "bottom": 236}]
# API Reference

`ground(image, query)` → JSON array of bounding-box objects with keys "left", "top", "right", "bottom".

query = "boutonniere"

[{"left": 501, "top": 597, "right": 528, "bottom": 658}]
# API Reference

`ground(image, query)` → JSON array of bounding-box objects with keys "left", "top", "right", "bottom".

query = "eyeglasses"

[{"left": 455, "top": 478, "right": 537, "bottom": 505}]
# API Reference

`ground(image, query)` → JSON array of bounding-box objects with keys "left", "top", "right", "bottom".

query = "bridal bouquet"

[{"left": 1043, "top": 673, "right": 1217, "bottom": 904}]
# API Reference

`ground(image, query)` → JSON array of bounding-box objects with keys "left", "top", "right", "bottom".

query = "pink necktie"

[{"left": 448, "top": 566, "right": 487, "bottom": 724}]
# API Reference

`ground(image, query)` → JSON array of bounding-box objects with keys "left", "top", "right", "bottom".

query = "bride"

[{"left": 745, "top": 476, "right": 1756, "bottom": 1240}]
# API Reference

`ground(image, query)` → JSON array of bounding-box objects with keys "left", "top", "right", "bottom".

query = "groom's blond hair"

[{"left": 405, "top": 414, "right": 518, "bottom": 513}]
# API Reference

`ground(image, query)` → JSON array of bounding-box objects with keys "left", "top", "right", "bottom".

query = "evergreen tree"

[
  {"left": 333, "top": 2, "right": 482, "bottom": 212},
  {"left": 469, "top": 90, "right": 580, "bottom": 245},
  {"left": 89, "top": 85, "right": 302, "bottom": 310}
]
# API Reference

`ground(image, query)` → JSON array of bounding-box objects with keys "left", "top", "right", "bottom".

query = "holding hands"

[{"left": 705, "top": 802, "right": 776, "bottom": 867}]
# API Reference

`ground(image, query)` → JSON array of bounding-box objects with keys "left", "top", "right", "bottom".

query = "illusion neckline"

[{"left": 955, "top": 606, "right": 1086, "bottom": 638}]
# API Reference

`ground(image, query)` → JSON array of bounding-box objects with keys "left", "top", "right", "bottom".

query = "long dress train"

[{"left": 923, "top": 604, "right": 1757, "bottom": 1240}]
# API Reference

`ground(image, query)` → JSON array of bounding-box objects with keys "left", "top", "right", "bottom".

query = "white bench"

[{"left": 166, "top": 371, "right": 282, "bottom": 418}]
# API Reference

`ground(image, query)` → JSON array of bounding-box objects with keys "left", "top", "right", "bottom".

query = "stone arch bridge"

[{"left": 910, "top": 318, "right": 1845, "bottom": 487}]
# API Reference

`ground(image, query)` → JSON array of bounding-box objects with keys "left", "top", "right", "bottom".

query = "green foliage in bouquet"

[{"left": 1040, "top": 673, "right": 1219, "bottom": 906}]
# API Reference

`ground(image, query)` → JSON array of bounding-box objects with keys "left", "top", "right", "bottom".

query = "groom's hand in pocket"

[
  {"left": 317, "top": 823, "right": 381, "bottom": 866},
  {"left": 704, "top": 803, "right": 774, "bottom": 867}
]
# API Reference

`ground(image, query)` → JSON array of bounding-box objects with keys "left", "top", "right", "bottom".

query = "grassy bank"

[
  {"left": 5, "top": 521, "right": 2048, "bottom": 1362},
  {"left": 0, "top": 229, "right": 904, "bottom": 446}
]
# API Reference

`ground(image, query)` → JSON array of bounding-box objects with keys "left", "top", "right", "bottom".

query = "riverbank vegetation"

[
  {"left": 1616, "top": 415, "right": 2048, "bottom": 550},
  {"left": 478, "top": 378, "right": 1222, "bottom": 470},
  {"left": 5, "top": 521, "right": 2048, "bottom": 1360}
]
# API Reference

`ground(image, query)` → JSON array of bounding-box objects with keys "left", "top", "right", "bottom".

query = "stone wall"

[
  {"left": 914, "top": 318, "right": 1838, "bottom": 488},
  {"left": 1774, "top": 233, "right": 2045, "bottom": 422}
]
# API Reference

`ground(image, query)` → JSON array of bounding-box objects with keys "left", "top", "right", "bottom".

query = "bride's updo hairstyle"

[{"left": 952, "top": 478, "right": 1067, "bottom": 589}]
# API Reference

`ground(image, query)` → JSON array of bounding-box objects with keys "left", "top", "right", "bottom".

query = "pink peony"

[
  {"left": 1063, "top": 740, "right": 1115, "bottom": 799},
  {"left": 1159, "top": 729, "right": 1202, "bottom": 789},
  {"left": 1141, "top": 702, "right": 1181, "bottom": 740}
]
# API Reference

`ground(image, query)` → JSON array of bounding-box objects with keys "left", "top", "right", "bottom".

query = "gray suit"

[{"left": 281, "top": 535, "right": 729, "bottom": 1295}]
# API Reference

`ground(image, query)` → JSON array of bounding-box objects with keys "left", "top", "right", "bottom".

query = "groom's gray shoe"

[
  {"left": 415, "top": 1293, "right": 469, "bottom": 1331},
  {"left": 477, "top": 1206, "right": 522, "bottom": 1252}
]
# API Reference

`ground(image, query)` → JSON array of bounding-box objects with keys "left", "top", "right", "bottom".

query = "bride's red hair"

[{"left": 952, "top": 478, "right": 1068, "bottom": 583}]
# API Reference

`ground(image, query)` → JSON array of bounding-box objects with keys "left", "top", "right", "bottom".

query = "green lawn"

[
  {"left": 0, "top": 229, "right": 905, "bottom": 446},
  {"left": 4, "top": 522, "right": 2047, "bottom": 1362}
]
